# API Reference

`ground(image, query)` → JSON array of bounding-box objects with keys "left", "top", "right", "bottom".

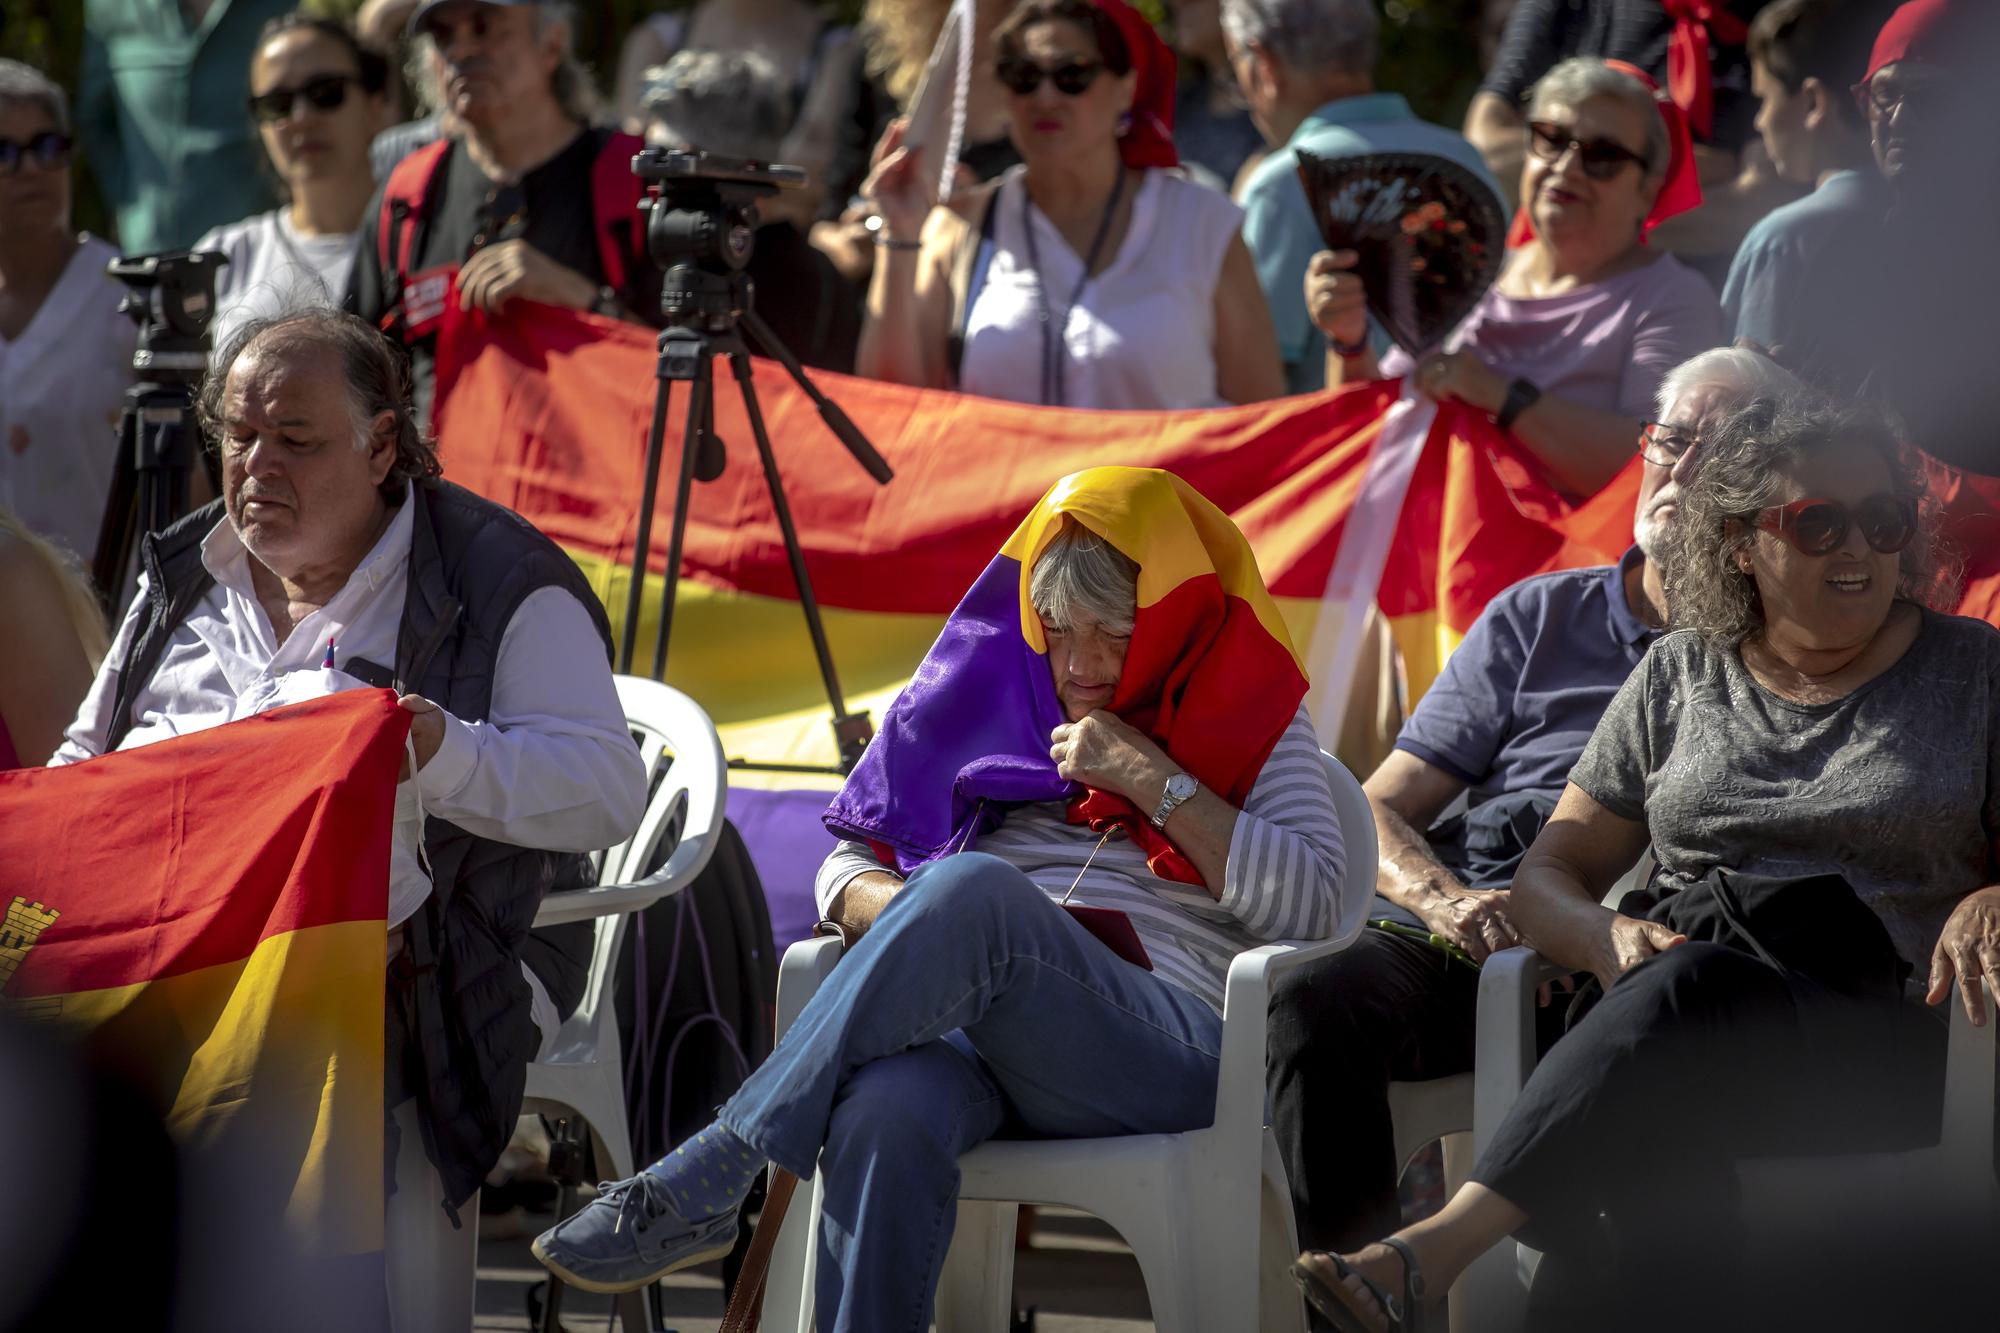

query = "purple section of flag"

[{"left": 823, "top": 553, "right": 1075, "bottom": 871}]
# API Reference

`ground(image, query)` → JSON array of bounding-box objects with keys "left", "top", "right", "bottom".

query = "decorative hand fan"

[{"left": 1295, "top": 150, "right": 1507, "bottom": 360}]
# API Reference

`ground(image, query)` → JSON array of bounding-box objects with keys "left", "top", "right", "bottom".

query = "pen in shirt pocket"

[{"left": 322, "top": 638, "right": 337, "bottom": 670}]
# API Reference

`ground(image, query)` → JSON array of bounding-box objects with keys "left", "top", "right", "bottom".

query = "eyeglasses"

[
  {"left": 996, "top": 57, "right": 1104, "bottom": 97},
  {"left": 0, "top": 131, "right": 71, "bottom": 174},
  {"left": 1525, "top": 121, "right": 1649, "bottom": 180},
  {"left": 1752, "top": 494, "right": 1918, "bottom": 557},
  {"left": 248, "top": 74, "right": 359, "bottom": 124},
  {"left": 1849, "top": 64, "right": 1952, "bottom": 121},
  {"left": 1638, "top": 421, "right": 1698, "bottom": 467}
]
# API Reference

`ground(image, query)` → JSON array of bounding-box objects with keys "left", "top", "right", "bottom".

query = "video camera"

[{"left": 107, "top": 250, "right": 227, "bottom": 384}]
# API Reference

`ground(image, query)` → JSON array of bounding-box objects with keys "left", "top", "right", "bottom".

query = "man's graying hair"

[
  {"left": 1527, "top": 57, "right": 1669, "bottom": 179},
  {"left": 0, "top": 58, "right": 69, "bottom": 135},
  {"left": 640, "top": 50, "right": 792, "bottom": 161},
  {"left": 407, "top": 2, "right": 603, "bottom": 124},
  {"left": 1653, "top": 347, "right": 1797, "bottom": 423},
  {"left": 197, "top": 309, "right": 443, "bottom": 504},
  {"left": 1220, "top": 0, "right": 1379, "bottom": 78},
  {"left": 1031, "top": 517, "right": 1140, "bottom": 636},
  {"left": 1664, "top": 394, "right": 1958, "bottom": 645}
]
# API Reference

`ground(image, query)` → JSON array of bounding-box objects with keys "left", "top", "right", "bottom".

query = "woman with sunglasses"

[
  {"left": 194, "top": 14, "right": 392, "bottom": 359},
  {"left": 1293, "top": 395, "right": 2000, "bottom": 1333},
  {"left": 0, "top": 60, "right": 136, "bottom": 566},
  {"left": 1309, "top": 57, "right": 1722, "bottom": 498},
  {"left": 856, "top": 0, "right": 1285, "bottom": 409}
]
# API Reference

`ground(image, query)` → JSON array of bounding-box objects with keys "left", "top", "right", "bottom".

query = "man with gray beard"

[{"left": 1265, "top": 347, "right": 1797, "bottom": 1255}]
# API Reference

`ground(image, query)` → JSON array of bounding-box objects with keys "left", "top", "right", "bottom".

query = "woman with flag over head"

[
  {"left": 533, "top": 466, "right": 1366, "bottom": 1328},
  {"left": 855, "top": 0, "right": 1286, "bottom": 409}
]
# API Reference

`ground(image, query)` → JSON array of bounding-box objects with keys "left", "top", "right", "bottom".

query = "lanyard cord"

[{"left": 1019, "top": 166, "right": 1128, "bottom": 407}]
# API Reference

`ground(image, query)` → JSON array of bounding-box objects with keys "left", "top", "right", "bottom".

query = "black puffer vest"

[{"left": 108, "top": 480, "right": 616, "bottom": 1213}]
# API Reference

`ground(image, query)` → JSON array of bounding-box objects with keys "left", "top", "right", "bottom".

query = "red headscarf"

[
  {"left": 1094, "top": 0, "right": 1178, "bottom": 169},
  {"left": 1506, "top": 60, "right": 1702, "bottom": 249},
  {"left": 1662, "top": 1, "right": 1749, "bottom": 141},
  {"left": 1865, "top": 0, "right": 1964, "bottom": 80}
]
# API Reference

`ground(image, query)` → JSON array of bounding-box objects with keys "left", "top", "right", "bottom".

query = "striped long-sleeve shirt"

[{"left": 814, "top": 705, "right": 1358, "bottom": 1012}]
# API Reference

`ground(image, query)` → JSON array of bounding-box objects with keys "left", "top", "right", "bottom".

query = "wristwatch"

[
  {"left": 1150, "top": 772, "right": 1199, "bottom": 829},
  {"left": 1496, "top": 377, "right": 1542, "bottom": 431}
]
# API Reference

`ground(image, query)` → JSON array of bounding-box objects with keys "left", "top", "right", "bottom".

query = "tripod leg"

[
  {"left": 726, "top": 352, "right": 872, "bottom": 766},
  {"left": 651, "top": 360, "right": 711, "bottom": 683},
  {"left": 620, "top": 378, "right": 677, "bottom": 674}
]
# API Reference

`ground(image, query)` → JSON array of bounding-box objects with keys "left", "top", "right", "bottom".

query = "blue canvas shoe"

[{"left": 530, "top": 1171, "right": 740, "bottom": 1294}]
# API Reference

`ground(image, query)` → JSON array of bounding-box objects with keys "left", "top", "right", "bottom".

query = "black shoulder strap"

[{"left": 945, "top": 189, "right": 1001, "bottom": 385}]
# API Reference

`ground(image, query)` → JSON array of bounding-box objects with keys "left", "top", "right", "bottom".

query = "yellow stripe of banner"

[{"left": 26, "top": 918, "right": 385, "bottom": 1255}]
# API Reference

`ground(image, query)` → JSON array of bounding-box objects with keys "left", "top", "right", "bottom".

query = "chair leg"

[
  {"left": 936, "top": 1200, "right": 1018, "bottom": 1333},
  {"left": 761, "top": 1168, "right": 822, "bottom": 1333},
  {"left": 1258, "top": 1146, "right": 1308, "bottom": 1333}
]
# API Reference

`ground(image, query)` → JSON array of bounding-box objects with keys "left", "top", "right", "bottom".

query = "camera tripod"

[
  {"left": 91, "top": 252, "right": 227, "bottom": 607},
  {"left": 616, "top": 153, "right": 893, "bottom": 775}
]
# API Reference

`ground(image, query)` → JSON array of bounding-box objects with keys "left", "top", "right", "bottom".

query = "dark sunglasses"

[
  {"left": 996, "top": 56, "right": 1103, "bottom": 97},
  {"left": 1526, "top": 121, "right": 1648, "bottom": 180},
  {"left": 248, "top": 74, "right": 359, "bottom": 124},
  {"left": 1752, "top": 494, "right": 1918, "bottom": 557},
  {"left": 1849, "top": 66, "right": 1952, "bottom": 121},
  {"left": 0, "top": 131, "right": 71, "bottom": 174},
  {"left": 1638, "top": 421, "right": 1698, "bottom": 467}
]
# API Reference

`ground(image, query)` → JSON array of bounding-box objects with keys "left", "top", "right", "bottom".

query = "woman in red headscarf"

[
  {"left": 856, "top": 0, "right": 1286, "bottom": 409},
  {"left": 1311, "top": 57, "right": 1724, "bottom": 497}
]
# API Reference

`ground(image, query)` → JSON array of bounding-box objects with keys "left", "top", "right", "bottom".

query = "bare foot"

[{"left": 1293, "top": 1240, "right": 1411, "bottom": 1332}]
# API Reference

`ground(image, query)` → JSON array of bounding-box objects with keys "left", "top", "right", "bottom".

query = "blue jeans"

[{"left": 718, "top": 852, "right": 1224, "bottom": 1333}]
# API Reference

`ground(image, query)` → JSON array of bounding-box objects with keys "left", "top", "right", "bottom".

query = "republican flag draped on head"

[
  {"left": 0, "top": 690, "right": 407, "bottom": 1329},
  {"left": 824, "top": 467, "right": 1306, "bottom": 885}
]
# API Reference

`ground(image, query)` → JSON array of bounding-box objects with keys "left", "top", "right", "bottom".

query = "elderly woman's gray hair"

[
  {"left": 407, "top": 2, "right": 602, "bottom": 124},
  {"left": 1665, "top": 395, "right": 1960, "bottom": 644},
  {"left": 0, "top": 58, "right": 70, "bottom": 136},
  {"left": 1653, "top": 347, "right": 1799, "bottom": 425},
  {"left": 1526, "top": 57, "right": 1669, "bottom": 179},
  {"left": 197, "top": 308, "right": 443, "bottom": 503},
  {"left": 1031, "top": 517, "right": 1140, "bottom": 636},
  {"left": 1220, "top": 0, "right": 1379, "bottom": 78},
  {"left": 640, "top": 50, "right": 792, "bottom": 161}
]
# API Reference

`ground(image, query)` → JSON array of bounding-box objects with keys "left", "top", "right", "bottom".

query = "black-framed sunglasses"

[
  {"left": 1752, "top": 494, "right": 1918, "bottom": 557},
  {"left": 0, "top": 131, "right": 72, "bottom": 174},
  {"left": 1638, "top": 421, "right": 1699, "bottom": 467},
  {"left": 248, "top": 74, "right": 359, "bottom": 124},
  {"left": 1849, "top": 64, "right": 1952, "bottom": 121},
  {"left": 996, "top": 56, "right": 1104, "bottom": 97},
  {"left": 1526, "top": 120, "right": 1648, "bottom": 180}
]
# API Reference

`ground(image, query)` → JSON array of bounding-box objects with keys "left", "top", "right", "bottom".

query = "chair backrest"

[
  {"left": 570, "top": 677, "right": 728, "bottom": 1034},
  {"left": 1320, "top": 749, "right": 1378, "bottom": 915}
]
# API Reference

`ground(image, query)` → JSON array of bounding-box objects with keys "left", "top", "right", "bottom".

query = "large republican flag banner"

[{"left": 0, "top": 690, "right": 407, "bottom": 1328}]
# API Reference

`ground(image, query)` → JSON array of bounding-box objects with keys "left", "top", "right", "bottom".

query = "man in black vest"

[{"left": 51, "top": 307, "right": 647, "bottom": 1328}]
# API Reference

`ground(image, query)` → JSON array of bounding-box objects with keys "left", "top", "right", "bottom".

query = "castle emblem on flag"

[{"left": 1, "top": 897, "right": 60, "bottom": 1012}]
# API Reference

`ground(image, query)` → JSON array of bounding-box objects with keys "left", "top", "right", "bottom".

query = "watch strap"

[
  {"left": 1149, "top": 773, "right": 1198, "bottom": 829},
  {"left": 1496, "top": 377, "right": 1542, "bottom": 431}
]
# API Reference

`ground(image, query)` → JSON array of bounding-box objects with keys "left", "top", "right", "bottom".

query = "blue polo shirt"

[
  {"left": 1396, "top": 547, "right": 1659, "bottom": 806},
  {"left": 1239, "top": 93, "right": 1501, "bottom": 395}
]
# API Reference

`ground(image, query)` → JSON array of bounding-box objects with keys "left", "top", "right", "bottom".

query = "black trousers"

[
  {"left": 1474, "top": 941, "right": 1971, "bottom": 1332},
  {"left": 1267, "top": 928, "right": 1570, "bottom": 1252}
]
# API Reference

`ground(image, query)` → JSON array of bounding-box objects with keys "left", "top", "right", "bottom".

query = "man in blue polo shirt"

[
  {"left": 1267, "top": 348, "right": 1795, "bottom": 1254},
  {"left": 1221, "top": 0, "right": 1500, "bottom": 394}
]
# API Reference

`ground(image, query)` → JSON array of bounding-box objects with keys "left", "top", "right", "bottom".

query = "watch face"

[{"left": 1166, "top": 774, "right": 1198, "bottom": 801}]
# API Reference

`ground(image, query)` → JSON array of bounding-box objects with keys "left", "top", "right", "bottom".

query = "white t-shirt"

[
  {"left": 957, "top": 167, "right": 1244, "bottom": 412},
  {"left": 195, "top": 208, "right": 362, "bottom": 356},
  {"left": 0, "top": 234, "right": 135, "bottom": 561}
]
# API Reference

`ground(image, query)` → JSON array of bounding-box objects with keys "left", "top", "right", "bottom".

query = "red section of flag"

[{"left": 0, "top": 691, "right": 408, "bottom": 996}]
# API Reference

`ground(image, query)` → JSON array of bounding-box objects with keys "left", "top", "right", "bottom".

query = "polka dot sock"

[{"left": 642, "top": 1120, "right": 762, "bottom": 1221}]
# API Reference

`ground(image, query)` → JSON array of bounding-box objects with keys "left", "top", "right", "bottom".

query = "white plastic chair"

[
  {"left": 1458, "top": 949, "right": 2000, "bottom": 1333},
  {"left": 513, "top": 677, "right": 727, "bottom": 1332},
  {"left": 760, "top": 751, "right": 1378, "bottom": 1333}
]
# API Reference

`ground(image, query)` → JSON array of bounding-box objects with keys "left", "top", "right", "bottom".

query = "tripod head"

[
  {"left": 635, "top": 148, "right": 806, "bottom": 332},
  {"left": 108, "top": 250, "right": 227, "bottom": 386}
]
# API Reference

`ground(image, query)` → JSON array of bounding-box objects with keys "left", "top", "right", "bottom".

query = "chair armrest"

[
  {"left": 1941, "top": 977, "right": 1998, "bottom": 1180},
  {"left": 775, "top": 935, "right": 846, "bottom": 1042},
  {"left": 1471, "top": 947, "right": 1570, "bottom": 1156},
  {"left": 532, "top": 830, "right": 717, "bottom": 928},
  {"left": 1215, "top": 936, "right": 1355, "bottom": 1135}
]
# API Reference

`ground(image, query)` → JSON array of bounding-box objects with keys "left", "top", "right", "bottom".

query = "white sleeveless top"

[{"left": 958, "top": 166, "right": 1244, "bottom": 411}]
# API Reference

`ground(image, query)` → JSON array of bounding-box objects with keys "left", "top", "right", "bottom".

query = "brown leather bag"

[{"left": 715, "top": 1167, "right": 802, "bottom": 1333}]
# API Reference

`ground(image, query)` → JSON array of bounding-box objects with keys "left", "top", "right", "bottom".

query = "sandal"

[{"left": 1289, "top": 1235, "right": 1427, "bottom": 1333}]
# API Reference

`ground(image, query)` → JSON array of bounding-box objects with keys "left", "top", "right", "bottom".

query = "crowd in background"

[{"left": 4, "top": 1, "right": 2000, "bottom": 1329}]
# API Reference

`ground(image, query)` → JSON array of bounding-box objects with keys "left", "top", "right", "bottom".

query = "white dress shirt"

[{"left": 54, "top": 486, "right": 648, "bottom": 933}]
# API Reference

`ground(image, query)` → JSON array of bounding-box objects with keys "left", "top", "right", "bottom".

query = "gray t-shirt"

[{"left": 1570, "top": 609, "right": 2000, "bottom": 967}]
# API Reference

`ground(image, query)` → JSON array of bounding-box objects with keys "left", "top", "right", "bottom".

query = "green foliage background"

[{"left": 2, "top": 0, "right": 1484, "bottom": 243}]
